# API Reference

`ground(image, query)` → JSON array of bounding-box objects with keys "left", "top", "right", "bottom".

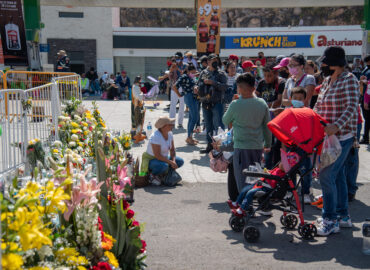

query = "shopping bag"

[
  {"left": 319, "top": 135, "right": 342, "bottom": 170},
  {"left": 163, "top": 167, "right": 182, "bottom": 186}
]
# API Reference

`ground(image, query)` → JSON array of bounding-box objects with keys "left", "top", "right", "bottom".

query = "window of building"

[{"left": 58, "top": 12, "right": 84, "bottom": 18}]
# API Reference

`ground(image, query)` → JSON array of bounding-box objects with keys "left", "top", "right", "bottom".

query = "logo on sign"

[{"left": 317, "top": 35, "right": 362, "bottom": 47}]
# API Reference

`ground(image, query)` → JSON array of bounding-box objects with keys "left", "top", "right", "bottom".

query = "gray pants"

[{"left": 233, "top": 148, "right": 263, "bottom": 193}]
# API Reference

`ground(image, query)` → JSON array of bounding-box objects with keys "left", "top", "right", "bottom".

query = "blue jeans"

[
  {"left": 184, "top": 93, "right": 199, "bottom": 138},
  {"left": 202, "top": 103, "right": 224, "bottom": 143},
  {"left": 344, "top": 124, "right": 361, "bottom": 195},
  {"left": 300, "top": 156, "right": 313, "bottom": 195},
  {"left": 320, "top": 137, "right": 354, "bottom": 220},
  {"left": 236, "top": 184, "right": 270, "bottom": 210},
  {"left": 148, "top": 156, "right": 184, "bottom": 175},
  {"left": 90, "top": 80, "right": 101, "bottom": 94}
]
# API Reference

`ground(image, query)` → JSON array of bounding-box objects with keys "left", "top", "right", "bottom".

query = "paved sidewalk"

[{"left": 84, "top": 99, "right": 370, "bottom": 269}]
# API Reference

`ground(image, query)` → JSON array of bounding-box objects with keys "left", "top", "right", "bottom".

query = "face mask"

[
  {"left": 321, "top": 66, "right": 335, "bottom": 77},
  {"left": 279, "top": 70, "right": 289, "bottom": 79},
  {"left": 140, "top": 83, "right": 144, "bottom": 87},
  {"left": 291, "top": 100, "right": 304, "bottom": 108},
  {"left": 288, "top": 66, "right": 300, "bottom": 76},
  {"left": 258, "top": 55, "right": 262, "bottom": 59},
  {"left": 211, "top": 61, "right": 218, "bottom": 69}
]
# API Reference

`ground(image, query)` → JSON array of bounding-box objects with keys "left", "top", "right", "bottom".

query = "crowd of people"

[{"left": 152, "top": 47, "right": 369, "bottom": 237}]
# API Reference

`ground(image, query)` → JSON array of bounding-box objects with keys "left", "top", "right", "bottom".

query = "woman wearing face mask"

[
  {"left": 173, "top": 64, "right": 199, "bottom": 145},
  {"left": 282, "top": 54, "right": 315, "bottom": 107},
  {"left": 224, "top": 61, "right": 239, "bottom": 107}
]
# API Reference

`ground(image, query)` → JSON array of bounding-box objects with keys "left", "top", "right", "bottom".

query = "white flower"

[
  {"left": 53, "top": 140, "right": 63, "bottom": 147},
  {"left": 71, "top": 134, "right": 79, "bottom": 141},
  {"left": 69, "top": 141, "right": 76, "bottom": 148}
]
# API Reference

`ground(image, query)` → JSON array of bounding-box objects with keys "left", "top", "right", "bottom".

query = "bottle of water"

[
  {"left": 363, "top": 218, "right": 370, "bottom": 255},
  {"left": 147, "top": 122, "right": 152, "bottom": 138},
  {"left": 226, "top": 131, "right": 232, "bottom": 145}
]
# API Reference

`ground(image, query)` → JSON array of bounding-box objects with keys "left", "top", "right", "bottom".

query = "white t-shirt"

[
  {"left": 285, "top": 74, "right": 316, "bottom": 98},
  {"left": 146, "top": 130, "right": 173, "bottom": 158},
  {"left": 132, "top": 84, "right": 143, "bottom": 101}
]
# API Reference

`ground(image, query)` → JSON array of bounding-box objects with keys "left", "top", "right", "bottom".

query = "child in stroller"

[{"left": 228, "top": 107, "right": 326, "bottom": 243}]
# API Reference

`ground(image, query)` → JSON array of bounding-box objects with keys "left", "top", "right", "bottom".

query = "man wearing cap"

[
  {"left": 196, "top": 53, "right": 227, "bottom": 154},
  {"left": 273, "top": 57, "right": 290, "bottom": 79},
  {"left": 56, "top": 50, "right": 71, "bottom": 72},
  {"left": 183, "top": 51, "right": 198, "bottom": 70},
  {"left": 199, "top": 55, "right": 208, "bottom": 71},
  {"left": 116, "top": 70, "right": 131, "bottom": 100},
  {"left": 314, "top": 46, "right": 359, "bottom": 236},
  {"left": 228, "top": 54, "right": 243, "bottom": 74},
  {"left": 141, "top": 116, "right": 184, "bottom": 183},
  {"left": 241, "top": 60, "right": 257, "bottom": 74}
]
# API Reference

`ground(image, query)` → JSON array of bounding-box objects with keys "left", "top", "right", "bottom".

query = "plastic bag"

[
  {"left": 245, "top": 163, "right": 263, "bottom": 184},
  {"left": 319, "top": 135, "right": 342, "bottom": 170}
]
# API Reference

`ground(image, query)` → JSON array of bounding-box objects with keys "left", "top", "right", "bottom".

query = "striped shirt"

[{"left": 314, "top": 71, "right": 359, "bottom": 140}]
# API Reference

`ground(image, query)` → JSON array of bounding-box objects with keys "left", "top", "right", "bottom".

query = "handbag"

[
  {"left": 163, "top": 167, "right": 182, "bottom": 186},
  {"left": 209, "top": 150, "right": 229, "bottom": 173}
]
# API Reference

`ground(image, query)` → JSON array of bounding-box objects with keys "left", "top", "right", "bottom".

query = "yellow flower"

[
  {"left": 83, "top": 130, "right": 89, "bottom": 136},
  {"left": 44, "top": 181, "right": 70, "bottom": 214},
  {"left": 1, "top": 253, "right": 23, "bottom": 270},
  {"left": 81, "top": 122, "right": 88, "bottom": 127},
  {"left": 124, "top": 142, "right": 131, "bottom": 148},
  {"left": 34, "top": 138, "right": 40, "bottom": 143},
  {"left": 78, "top": 142, "right": 83, "bottom": 147},
  {"left": 104, "top": 251, "right": 119, "bottom": 268},
  {"left": 77, "top": 267, "right": 87, "bottom": 270},
  {"left": 29, "top": 267, "right": 51, "bottom": 270},
  {"left": 68, "top": 256, "right": 88, "bottom": 266},
  {"left": 71, "top": 122, "right": 79, "bottom": 128},
  {"left": 55, "top": 247, "right": 79, "bottom": 262},
  {"left": 71, "top": 129, "right": 78, "bottom": 134},
  {"left": 28, "top": 140, "right": 35, "bottom": 145},
  {"left": 1, "top": 242, "right": 20, "bottom": 252},
  {"left": 53, "top": 149, "right": 59, "bottom": 154}
]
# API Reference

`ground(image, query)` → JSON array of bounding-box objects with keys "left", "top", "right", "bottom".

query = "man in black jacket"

[
  {"left": 196, "top": 54, "right": 227, "bottom": 153},
  {"left": 85, "top": 67, "right": 100, "bottom": 95},
  {"left": 56, "top": 50, "right": 71, "bottom": 72}
]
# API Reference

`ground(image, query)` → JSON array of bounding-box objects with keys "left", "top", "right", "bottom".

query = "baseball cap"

[
  {"left": 208, "top": 53, "right": 218, "bottom": 60},
  {"left": 228, "top": 54, "right": 239, "bottom": 61},
  {"left": 242, "top": 60, "right": 257, "bottom": 69},
  {"left": 273, "top": 57, "right": 290, "bottom": 70}
]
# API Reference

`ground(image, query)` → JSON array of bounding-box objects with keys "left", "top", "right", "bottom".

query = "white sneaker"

[
  {"left": 257, "top": 210, "right": 273, "bottom": 216},
  {"left": 339, "top": 216, "right": 352, "bottom": 228},
  {"left": 317, "top": 219, "right": 340, "bottom": 236},
  {"left": 304, "top": 194, "right": 313, "bottom": 204}
]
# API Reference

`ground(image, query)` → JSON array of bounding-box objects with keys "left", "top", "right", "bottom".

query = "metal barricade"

[
  {"left": 0, "top": 71, "right": 4, "bottom": 90},
  {"left": 3, "top": 71, "right": 75, "bottom": 90},
  {"left": 53, "top": 74, "right": 82, "bottom": 102},
  {"left": 0, "top": 89, "right": 27, "bottom": 174}
]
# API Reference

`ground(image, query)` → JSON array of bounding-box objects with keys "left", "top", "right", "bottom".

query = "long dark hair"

[{"left": 134, "top": 76, "right": 141, "bottom": 84}]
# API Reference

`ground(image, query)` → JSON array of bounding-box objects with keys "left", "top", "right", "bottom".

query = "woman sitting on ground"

[{"left": 141, "top": 116, "right": 184, "bottom": 184}]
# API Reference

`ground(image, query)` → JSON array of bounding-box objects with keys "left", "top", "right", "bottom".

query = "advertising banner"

[
  {"left": 0, "top": 0, "right": 28, "bottom": 66},
  {"left": 225, "top": 35, "right": 315, "bottom": 49},
  {"left": 196, "top": 0, "right": 221, "bottom": 55}
]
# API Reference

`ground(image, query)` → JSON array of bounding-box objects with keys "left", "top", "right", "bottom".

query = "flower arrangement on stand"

[{"left": 1, "top": 98, "right": 146, "bottom": 270}]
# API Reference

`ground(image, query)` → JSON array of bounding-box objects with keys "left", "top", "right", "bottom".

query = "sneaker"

[
  {"left": 257, "top": 209, "right": 273, "bottom": 216},
  {"left": 311, "top": 196, "right": 323, "bottom": 206},
  {"left": 232, "top": 207, "right": 246, "bottom": 218},
  {"left": 339, "top": 216, "right": 352, "bottom": 228},
  {"left": 227, "top": 200, "right": 239, "bottom": 210},
  {"left": 149, "top": 174, "right": 161, "bottom": 186},
  {"left": 177, "top": 124, "right": 184, "bottom": 129},
  {"left": 348, "top": 193, "right": 355, "bottom": 202},
  {"left": 359, "top": 139, "right": 369, "bottom": 145},
  {"left": 304, "top": 194, "right": 314, "bottom": 204},
  {"left": 317, "top": 219, "right": 340, "bottom": 236}
]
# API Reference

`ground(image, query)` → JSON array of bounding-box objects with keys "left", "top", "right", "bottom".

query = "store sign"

[
  {"left": 225, "top": 35, "right": 314, "bottom": 49},
  {"left": 196, "top": 0, "right": 221, "bottom": 55},
  {"left": 39, "top": 43, "right": 49, "bottom": 52},
  {"left": 316, "top": 35, "right": 362, "bottom": 47},
  {"left": 0, "top": 0, "right": 28, "bottom": 66}
]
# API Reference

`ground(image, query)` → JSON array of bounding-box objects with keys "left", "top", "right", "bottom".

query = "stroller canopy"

[{"left": 267, "top": 108, "right": 326, "bottom": 154}]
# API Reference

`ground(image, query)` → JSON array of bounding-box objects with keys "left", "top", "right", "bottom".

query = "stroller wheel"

[
  {"left": 283, "top": 214, "right": 298, "bottom": 229},
  {"left": 280, "top": 215, "right": 286, "bottom": 226},
  {"left": 243, "top": 226, "right": 260, "bottom": 243},
  {"left": 298, "top": 223, "right": 317, "bottom": 240},
  {"left": 229, "top": 215, "right": 245, "bottom": 232}
]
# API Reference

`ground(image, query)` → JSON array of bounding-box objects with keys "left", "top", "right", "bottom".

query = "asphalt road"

[{"left": 83, "top": 99, "right": 370, "bottom": 269}]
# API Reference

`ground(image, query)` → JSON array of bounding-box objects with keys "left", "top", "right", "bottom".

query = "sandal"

[{"left": 186, "top": 138, "right": 197, "bottom": 145}]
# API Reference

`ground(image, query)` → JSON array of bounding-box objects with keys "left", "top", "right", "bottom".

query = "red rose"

[
  {"left": 122, "top": 200, "right": 130, "bottom": 210},
  {"left": 126, "top": 209, "right": 134, "bottom": 219},
  {"left": 89, "top": 126, "right": 93, "bottom": 131},
  {"left": 93, "top": 262, "right": 112, "bottom": 270},
  {"left": 132, "top": 220, "right": 140, "bottom": 227},
  {"left": 139, "top": 240, "right": 147, "bottom": 253}
]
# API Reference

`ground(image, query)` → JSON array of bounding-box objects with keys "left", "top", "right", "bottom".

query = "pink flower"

[
  {"left": 132, "top": 220, "right": 140, "bottom": 227},
  {"left": 117, "top": 165, "right": 131, "bottom": 189},
  {"left": 122, "top": 200, "right": 130, "bottom": 210},
  {"left": 126, "top": 209, "right": 135, "bottom": 219}
]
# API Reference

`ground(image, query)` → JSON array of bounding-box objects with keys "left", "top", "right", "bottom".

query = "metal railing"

[{"left": 0, "top": 72, "right": 81, "bottom": 174}]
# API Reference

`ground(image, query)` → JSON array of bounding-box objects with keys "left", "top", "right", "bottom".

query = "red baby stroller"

[{"left": 229, "top": 108, "right": 326, "bottom": 242}]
